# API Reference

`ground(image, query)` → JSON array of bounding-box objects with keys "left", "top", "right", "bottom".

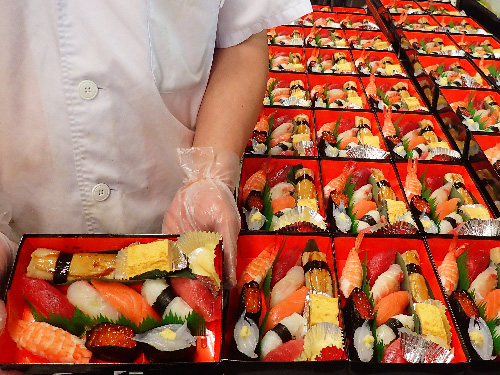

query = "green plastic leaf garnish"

[
  {"left": 457, "top": 247, "right": 471, "bottom": 291},
  {"left": 262, "top": 182, "right": 273, "bottom": 231}
]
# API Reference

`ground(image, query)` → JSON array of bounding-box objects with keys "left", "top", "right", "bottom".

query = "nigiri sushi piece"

[
  {"left": 270, "top": 266, "right": 305, "bottom": 308},
  {"left": 330, "top": 201, "right": 352, "bottom": 233},
  {"left": 355, "top": 210, "right": 380, "bottom": 232},
  {"left": 381, "top": 338, "right": 408, "bottom": 363},
  {"left": 401, "top": 250, "right": 430, "bottom": 303},
  {"left": 351, "top": 168, "right": 373, "bottom": 191},
  {"left": 469, "top": 266, "right": 497, "bottom": 304},
  {"left": 302, "top": 239, "right": 333, "bottom": 296},
  {"left": 351, "top": 184, "right": 373, "bottom": 206},
  {"left": 490, "top": 247, "right": 500, "bottom": 266},
  {"left": 260, "top": 313, "right": 307, "bottom": 359},
  {"left": 233, "top": 312, "right": 259, "bottom": 359},
  {"left": 324, "top": 160, "right": 357, "bottom": 200},
  {"left": 262, "top": 339, "right": 305, "bottom": 362},
  {"left": 437, "top": 241, "right": 468, "bottom": 296},
  {"left": 374, "top": 290, "right": 410, "bottom": 327},
  {"left": 141, "top": 279, "right": 193, "bottom": 320},
  {"left": 352, "top": 200, "right": 377, "bottom": 220},
  {"left": 263, "top": 286, "right": 309, "bottom": 334},
  {"left": 67, "top": 280, "right": 121, "bottom": 321},
  {"left": 435, "top": 198, "right": 461, "bottom": 221},
  {"left": 134, "top": 322, "right": 196, "bottom": 363},
  {"left": 20, "top": 275, "right": 75, "bottom": 320},
  {"left": 237, "top": 242, "right": 280, "bottom": 289},
  {"left": 466, "top": 249, "right": 490, "bottom": 284},
  {"left": 376, "top": 314, "right": 414, "bottom": 347},
  {"left": 371, "top": 263, "right": 403, "bottom": 305},
  {"left": 170, "top": 277, "right": 221, "bottom": 322},
  {"left": 468, "top": 317, "right": 494, "bottom": 360},
  {"left": 91, "top": 280, "right": 160, "bottom": 326},
  {"left": 429, "top": 182, "right": 452, "bottom": 206},
  {"left": 367, "top": 248, "right": 397, "bottom": 287},
  {"left": 339, "top": 233, "right": 364, "bottom": 298},
  {"left": 9, "top": 316, "right": 92, "bottom": 363},
  {"left": 404, "top": 158, "right": 422, "bottom": 202},
  {"left": 439, "top": 212, "right": 463, "bottom": 234},
  {"left": 236, "top": 280, "right": 262, "bottom": 325},
  {"left": 271, "top": 245, "right": 302, "bottom": 289},
  {"left": 85, "top": 323, "right": 141, "bottom": 362},
  {"left": 483, "top": 289, "right": 500, "bottom": 321}
]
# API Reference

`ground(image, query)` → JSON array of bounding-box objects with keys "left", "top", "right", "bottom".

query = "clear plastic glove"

[{"left": 162, "top": 147, "right": 241, "bottom": 289}]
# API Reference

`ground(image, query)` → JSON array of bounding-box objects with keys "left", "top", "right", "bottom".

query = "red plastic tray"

[
  {"left": 392, "top": 14, "right": 442, "bottom": 32},
  {"left": 334, "top": 235, "right": 467, "bottom": 363},
  {"left": 337, "top": 14, "right": 379, "bottom": 30},
  {"left": 382, "top": 0, "right": 425, "bottom": 14},
  {"left": 268, "top": 46, "right": 306, "bottom": 73},
  {"left": 265, "top": 72, "right": 311, "bottom": 108},
  {"left": 351, "top": 50, "right": 407, "bottom": 77},
  {"left": 308, "top": 75, "right": 369, "bottom": 110},
  {"left": 344, "top": 30, "right": 393, "bottom": 51},
  {"left": 304, "top": 48, "right": 356, "bottom": 75},
  {"left": 304, "top": 27, "right": 348, "bottom": 49},
  {"left": 417, "top": 2, "right": 464, "bottom": 16},
  {"left": 401, "top": 31, "right": 462, "bottom": 55},
  {"left": 433, "top": 15, "right": 491, "bottom": 35},
  {"left": 331, "top": 7, "right": 367, "bottom": 14},
  {"left": 449, "top": 34, "right": 500, "bottom": 60},
  {"left": 267, "top": 26, "right": 304, "bottom": 47}
]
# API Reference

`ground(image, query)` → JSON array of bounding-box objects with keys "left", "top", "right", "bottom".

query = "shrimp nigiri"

[
  {"left": 242, "top": 159, "right": 275, "bottom": 203},
  {"left": 382, "top": 106, "right": 396, "bottom": 137},
  {"left": 238, "top": 242, "right": 281, "bottom": 290},
  {"left": 339, "top": 232, "right": 364, "bottom": 298},
  {"left": 404, "top": 158, "right": 421, "bottom": 202},
  {"left": 437, "top": 236, "right": 468, "bottom": 296},
  {"left": 324, "top": 160, "right": 357, "bottom": 200}
]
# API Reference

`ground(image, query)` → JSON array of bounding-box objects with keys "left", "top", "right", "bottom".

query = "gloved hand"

[
  {"left": 163, "top": 147, "right": 241, "bottom": 289},
  {"left": 0, "top": 234, "right": 15, "bottom": 337}
]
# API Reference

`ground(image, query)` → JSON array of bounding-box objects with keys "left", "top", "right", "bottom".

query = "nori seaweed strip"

[
  {"left": 152, "top": 284, "right": 178, "bottom": 316},
  {"left": 376, "top": 180, "right": 391, "bottom": 188},
  {"left": 405, "top": 263, "right": 422, "bottom": 275},
  {"left": 272, "top": 323, "right": 293, "bottom": 343},
  {"left": 360, "top": 214, "right": 377, "bottom": 226},
  {"left": 442, "top": 216, "right": 457, "bottom": 228},
  {"left": 383, "top": 317, "right": 404, "bottom": 337},
  {"left": 303, "top": 260, "right": 332, "bottom": 276},
  {"left": 53, "top": 252, "right": 73, "bottom": 284},
  {"left": 295, "top": 174, "right": 314, "bottom": 184}
]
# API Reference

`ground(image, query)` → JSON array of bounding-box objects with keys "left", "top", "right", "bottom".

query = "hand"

[
  {"left": 0, "top": 234, "right": 15, "bottom": 337},
  {"left": 163, "top": 148, "right": 241, "bottom": 289}
]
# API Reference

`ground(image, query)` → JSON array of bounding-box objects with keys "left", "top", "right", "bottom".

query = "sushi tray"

[
  {"left": 344, "top": 30, "right": 394, "bottom": 51},
  {"left": 222, "top": 233, "right": 348, "bottom": 374},
  {"left": 433, "top": 15, "right": 491, "bottom": 35},
  {"left": 268, "top": 46, "right": 306, "bottom": 73},
  {"left": 246, "top": 108, "right": 316, "bottom": 157},
  {"left": 331, "top": 6, "right": 367, "bottom": 14},
  {"left": 312, "top": 4, "right": 332, "bottom": 13},
  {"left": 382, "top": 0, "right": 425, "bottom": 15},
  {"left": 395, "top": 161, "right": 498, "bottom": 235},
  {"left": 264, "top": 72, "right": 311, "bottom": 108},
  {"left": 334, "top": 234, "right": 467, "bottom": 372},
  {"left": 238, "top": 157, "right": 326, "bottom": 233},
  {"left": 309, "top": 75, "right": 369, "bottom": 109},
  {"left": 392, "top": 14, "right": 443, "bottom": 32},
  {"left": 360, "top": 76, "right": 428, "bottom": 113},
  {"left": 315, "top": 109, "right": 389, "bottom": 159},
  {"left": 399, "top": 31, "right": 464, "bottom": 57},
  {"left": 425, "top": 236, "right": 500, "bottom": 368},
  {"left": 375, "top": 111, "right": 459, "bottom": 162},
  {"left": 304, "top": 27, "right": 349, "bottom": 49},
  {"left": 474, "top": 58, "right": 500, "bottom": 91},
  {"left": 306, "top": 12, "right": 341, "bottom": 29},
  {"left": 337, "top": 14, "right": 380, "bottom": 31},
  {"left": 351, "top": 49, "right": 408, "bottom": 77},
  {"left": 305, "top": 48, "right": 357, "bottom": 75},
  {"left": 320, "top": 159, "right": 415, "bottom": 234},
  {"left": 0, "top": 233, "right": 224, "bottom": 374},
  {"left": 436, "top": 88, "right": 500, "bottom": 133},
  {"left": 417, "top": 2, "right": 466, "bottom": 17},
  {"left": 450, "top": 34, "right": 500, "bottom": 60},
  {"left": 267, "top": 26, "right": 304, "bottom": 47}
]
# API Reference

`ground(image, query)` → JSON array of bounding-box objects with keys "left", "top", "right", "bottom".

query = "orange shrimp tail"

[
  {"left": 237, "top": 242, "right": 280, "bottom": 289},
  {"left": 354, "top": 230, "right": 366, "bottom": 253}
]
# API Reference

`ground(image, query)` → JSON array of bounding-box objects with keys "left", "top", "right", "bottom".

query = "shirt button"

[
  {"left": 92, "top": 183, "right": 110, "bottom": 202},
  {"left": 78, "top": 80, "right": 99, "bottom": 100}
]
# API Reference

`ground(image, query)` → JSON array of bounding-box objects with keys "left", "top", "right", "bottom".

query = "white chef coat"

[{"left": 0, "top": 0, "right": 312, "bottom": 243}]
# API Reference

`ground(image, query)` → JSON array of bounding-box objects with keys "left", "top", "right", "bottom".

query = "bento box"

[
  {"left": 360, "top": 76, "right": 428, "bottom": 113},
  {"left": 392, "top": 14, "right": 443, "bottom": 32},
  {"left": 433, "top": 15, "right": 491, "bottom": 35},
  {"left": 264, "top": 72, "right": 311, "bottom": 108},
  {"left": 246, "top": 108, "right": 316, "bottom": 157},
  {"left": 333, "top": 234, "right": 467, "bottom": 372},
  {"left": 309, "top": 75, "right": 368, "bottom": 110},
  {"left": 426, "top": 236, "right": 500, "bottom": 368},
  {"left": 305, "top": 48, "right": 356, "bottom": 75},
  {"left": 331, "top": 6, "right": 367, "bottom": 14},
  {"left": 0, "top": 234, "right": 224, "bottom": 374},
  {"left": 382, "top": 0, "right": 425, "bottom": 15},
  {"left": 315, "top": 110, "right": 388, "bottom": 159},
  {"left": 222, "top": 233, "right": 347, "bottom": 374},
  {"left": 267, "top": 26, "right": 304, "bottom": 47},
  {"left": 304, "top": 27, "right": 349, "bottom": 49},
  {"left": 238, "top": 157, "right": 326, "bottom": 233},
  {"left": 450, "top": 34, "right": 500, "bottom": 60},
  {"left": 302, "top": 12, "right": 341, "bottom": 28},
  {"left": 470, "top": 134, "right": 500, "bottom": 175},
  {"left": 400, "top": 31, "right": 464, "bottom": 57},
  {"left": 321, "top": 159, "right": 415, "bottom": 234},
  {"left": 351, "top": 50, "right": 407, "bottom": 77},
  {"left": 268, "top": 46, "right": 306, "bottom": 73},
  {"left": 344, "top": 30, "right": 394, "bottom": 51},
  {"left": 395, "top": 161, "right": 495, "bottom": 235},
  {"left": 375, "top": 111, "right": 459, "bottom": 161},
  {"left": 418, "top": 2, "right": 466, "bottom": 16},
  {"left": 337, "top": 14, "right": 380, "bottom": 30}
]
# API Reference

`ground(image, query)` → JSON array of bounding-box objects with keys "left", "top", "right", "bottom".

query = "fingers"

[{"left": 215, "top": 203, "right": 240, "bottom": 289}]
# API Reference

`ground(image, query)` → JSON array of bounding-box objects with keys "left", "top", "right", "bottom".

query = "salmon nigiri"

[
  {"left": 374, "top": 290, "right": 410, "bottom": 327},
  {"left": 91, "top": 280, "right": 160, "bottom": 326},
  {"left": 263, "top": 286, "right": 309, "bottom": 334},
  {"left": 484, "top": 289, "right": 500, "bottom": 321},
  {"left": 339, "top": 232, "right": 365, "bottom": 298},
  {"left": 435, "top": 198, "right": 461, "bottom": 221}
]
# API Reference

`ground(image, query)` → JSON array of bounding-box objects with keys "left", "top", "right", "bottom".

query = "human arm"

[{"left": 162, "top": 31, "right": 268, "bottom": 289}]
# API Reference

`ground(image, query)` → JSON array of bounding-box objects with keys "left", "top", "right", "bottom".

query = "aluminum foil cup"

[
  {"left": 346, "top": 144, "right": 390, "bottom": 159},
  {"left": 271, "top": 206, "right": 327, "bottom": 231},
  {"left": 427, "top": 147, "right": 461, "bottom": 161},
  {"left": 295, "top": 140, "right": 314, "bottom": 156},
  {"left": 370, "top": 221, "right": 418, "bottom": 234},
  {"left": 458, "top": 218, "right": 500, "bottom": 236}
]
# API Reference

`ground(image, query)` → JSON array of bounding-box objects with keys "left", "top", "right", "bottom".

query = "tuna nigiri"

[
  {"left": 366, "top": 248, "right": 397, "bottom": 287},
  {"left": 374, "top": 290, "right": 410, "bottom": 327},
  {"left": 381, "top": 338, "right": 408, "bottom": 363},
  {"left": 263, "top": 286, "right": 309, "bottom": 334},
  {"left": 91, "top": 280, "right": 160, "bottom": 326},
  {"left": 351, "top": 168, "right": 373, "bottom": 191},
  {"left": 262, "top": 339, "right": 305, "bottom": 362},
  {"left": 170, "top": 277, "right": 221, "bottom": 322},
  {"left": 466, "top": 249, "right": 490, "bottom": 284},
  {"left": 270, "top": 245, "right": 302, "bottom": 289}
]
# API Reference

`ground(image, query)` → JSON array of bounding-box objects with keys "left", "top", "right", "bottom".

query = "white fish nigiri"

[
  {"left": 469, "top": 317, "right": 494, "bottom": 360},
  {"left": 371, "top": 264, "right": 403, "bottom": 305},
  {"left": 351, "top": 184, "right": 373, "bottom": 206},
  {"left": 270, "top": 182, "right": 295, "bottom": 201},
  {"left": 260, "top": 313, "right": 307, "bottom": 359},
  {"left": 67, "top": 280, "right": 121, "bottom": 321},
  {"left": 135, "top": 322, "right": 196, "bottom": 351},
  {"left": 469, "top": 266, "right": 498, "bottom": 304},
  {"left": 430, "top": 182, "right": 452, "bottom": 206},
  {"left": 271, "top": 122, "right": 294, "bottom": 138},
  {"left": 270, "top": 266, "right": 305, "bottom": 308},
  {"left": 354, "top": 320, "right": 374, "bottom": 362}
]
